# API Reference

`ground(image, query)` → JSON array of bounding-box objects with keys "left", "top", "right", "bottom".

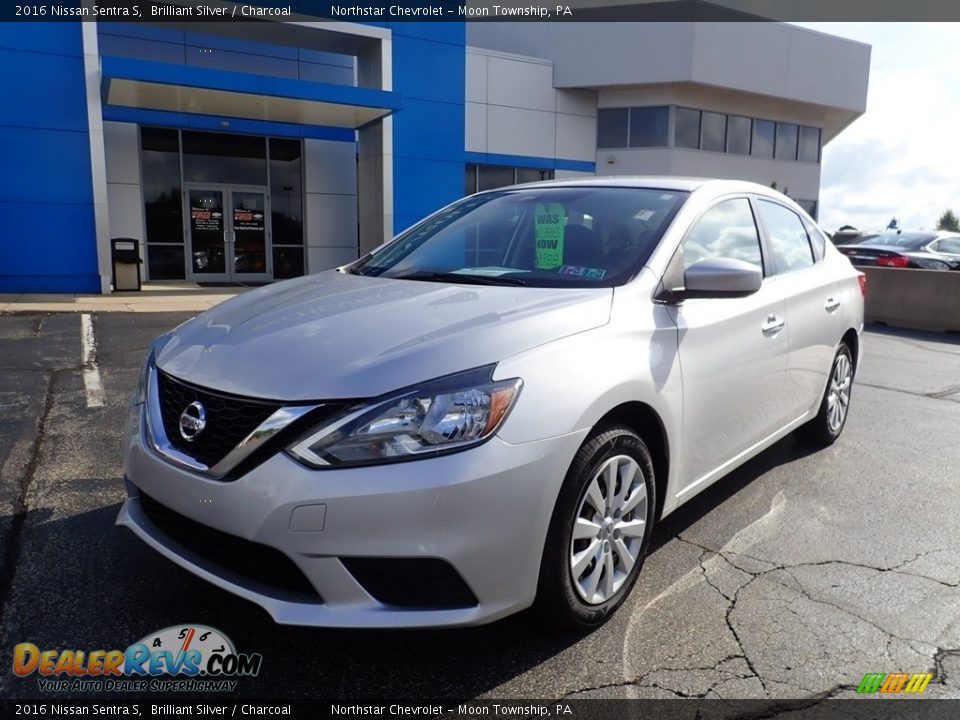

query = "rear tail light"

[
  {"left": 857, "top": 272, "right": 867, "bottom": 298},
  {"left": 876, "top": 255, "right": 910, "bottom": 268}
]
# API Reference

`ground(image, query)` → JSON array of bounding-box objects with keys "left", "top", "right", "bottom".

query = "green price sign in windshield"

[{"left": 535, "top": 203, "right": 566, "bottom": 269}]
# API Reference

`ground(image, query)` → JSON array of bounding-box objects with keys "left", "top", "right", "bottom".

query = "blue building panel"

[
  {"left": 392, "top": 98, "right": 467, "bottom": 161},
  {"left": 101, "top": 105, "right": 356, "bottom": 143},
  {"left": 393, "top": 157, "right": 466, "bottom": 221},
  {"left": 0, "top": 202, "right": 99, "bottom": 287},
  {"left": 390, "top": 22, "right": 466, "bottom": 47},
  {"left": 0, "top": 22, "right": 83, "bottom": 56},
  {"left": 465, "top": 151, "right": 597, "bottom": 173},
  {"left": 387, "top": 22, "right": 465, "bottom": 235},
  {"left": 0, "top": 49, "right": 89, "bottom": 132},
  {"left": 391, "top": 36, "right": 467, "bottom": 105},
  {"left": 1, "top": 128, "right": 96, "bottom": 204},
  {"left": 0, "top": 23, "right": 100, "bottom": 294}
]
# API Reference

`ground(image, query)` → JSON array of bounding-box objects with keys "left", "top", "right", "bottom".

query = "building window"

[
  {"left": 600, "top": 104, "right": 820, "bottom": 164},
  {"left": 775, "top": 122, "right": 799, "bottom": 161},
  {"left": 798, "top": 126, "right": 821, "bottom": 163},
  {"left": 268, "top": 138, "right": 304, "bottom": 279},
  {"left": 517, "top": 167, "right": 553, "bottom": 184},
  {"left": 477, "top": 166, "right": 516, "bottom": 191},
  {"left": 752, "top": 120, "right": 775, "bottom": 159},
  {"left": 700, "top": 111, "right": 727, "bottom": 153},
  {"left": 795, "top": 199, "right": 818, "bottom": 220},
  {"left": 597, "top": 108, "right": 629, "bottom": 148},
  {"left": 465, "top": 165, "right": 477, "bottom": 195},
  {"left": 466, "top": 165, "right": 554, "bottom": 195},
  {"left": 182, "top": 131, "right": 267, "bottom": 185},
  {"left": 674, "top": 108, "right": 701, "bottom": 150},
  {"left": 726, "top": 115, "right": 751, "bottom": 155},
  {"left": 629, "top": 106, "right": 669, "bottom": 148},
  {"left": 141, "top": 127, "right": 184, "bottom": 280}
]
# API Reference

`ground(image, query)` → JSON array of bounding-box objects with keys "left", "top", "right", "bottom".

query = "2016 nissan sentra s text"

[{"left": 118, "top": 178, "right": 865, "bottom": 629}]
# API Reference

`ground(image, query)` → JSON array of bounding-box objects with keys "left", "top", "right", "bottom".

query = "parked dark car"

[
  {"left": 837, "top": 231, "right": 960, "bottom": 270},
  {"left": 831, "top": 227, "right": 876, "bottom": 246}
]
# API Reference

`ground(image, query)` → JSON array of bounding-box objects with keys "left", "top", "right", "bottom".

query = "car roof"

[
  {"left": 494, "top": 176, "right": 791, "bottom": 199},
  {"left": 871, "top": 231, "right": 938, "bottom": 241}
]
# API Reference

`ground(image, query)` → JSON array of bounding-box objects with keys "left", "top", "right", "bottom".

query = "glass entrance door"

[
  {"left": 186, "top": 185, "right": 272, "bottom": 283},
  {"left": 187, "top": 187, "right": 227, "bottom": 279}
]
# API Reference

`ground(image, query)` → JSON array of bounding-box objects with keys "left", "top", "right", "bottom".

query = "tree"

[{"left": 936, "top": 209, "right": 959, "bottom": 232}]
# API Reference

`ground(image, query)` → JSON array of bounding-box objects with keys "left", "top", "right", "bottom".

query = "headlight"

[
  {"left": 287, "top": 366, "right": 522, "bottom": 468},
  {"left": 134, "top": 333, "right": 172, "bottom": 405}
]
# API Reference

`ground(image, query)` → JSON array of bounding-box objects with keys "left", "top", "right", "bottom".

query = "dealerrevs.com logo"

[
  {"left": 13, "top": 625, "right": 262, "bottom": 693},
  {"left": 857, "top": 672, "right": 933, "bottom": 694}
]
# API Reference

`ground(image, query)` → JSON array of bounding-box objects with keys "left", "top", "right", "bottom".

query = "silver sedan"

[{"left": 118, "top": 178, "right": 864, "bottom": 629}]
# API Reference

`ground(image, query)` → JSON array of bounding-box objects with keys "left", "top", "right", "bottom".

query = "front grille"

[
  {"left": 341, "top": 557, "right": 479, "bottom": 609},
  {"left": 138, "top": 490, "right": 321, "bottom": 602},
  {"left": 157, "top": 371, "right": 281, "bottom": 468}
]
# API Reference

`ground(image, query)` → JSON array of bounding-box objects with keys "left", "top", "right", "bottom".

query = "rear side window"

[
  {"left": 758, "top": 200, "right": 814, "bottom": 273},
  {"left": 935, "top": 237, "right": 960, "bottom": 254},
  {"left": 802, "top": 217, "right": 827, "bottom": 261},
  {"left": 681, "top": 198, "right": 763, "bottom": 271}
]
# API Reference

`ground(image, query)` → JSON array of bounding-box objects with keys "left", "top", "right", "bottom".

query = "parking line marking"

[{"left": 80, "top": 313, "right": 105, "bottom": 408}]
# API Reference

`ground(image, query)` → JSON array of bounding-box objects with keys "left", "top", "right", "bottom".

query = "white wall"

[
  {"left": 304, "top": 138, "right": 359, "bottom": 272},
  {"left": 466, "top": 48, "right": 597, "bottom": 164},
  {"left": 103, "top": 121, "right": 147, "bottom": 276},
  {"left": 468, "top": 22, "right": 869, "bottom": 142}
]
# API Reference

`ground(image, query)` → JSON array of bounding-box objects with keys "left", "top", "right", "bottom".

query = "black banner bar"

[
  {"left": 7, "top": 0, "right": 960, "bottom": 23},
  {"left": 3, "top": 699, "right": 960, "bottom": 719}
]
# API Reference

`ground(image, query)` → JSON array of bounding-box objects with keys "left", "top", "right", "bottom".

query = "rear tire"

[
  {"left": 796, "top": 342, "right": 854, "bottom": 447},
  {"left": 535, "top": 424, "right": 656, "bottom": 630}
]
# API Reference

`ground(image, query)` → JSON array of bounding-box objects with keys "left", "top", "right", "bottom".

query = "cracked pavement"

[{"left": 0, "top": 314, "right": 958, "bottom": 700}]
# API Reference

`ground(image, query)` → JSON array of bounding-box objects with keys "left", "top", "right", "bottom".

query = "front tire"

[
  {"left": 797, "top": 342, "right": 854, "bottom": 447},
  {"left": 536, "top": 424, "right": 656, "bottom": 630}
]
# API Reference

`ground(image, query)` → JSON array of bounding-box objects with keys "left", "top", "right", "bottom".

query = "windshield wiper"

[{"left": 390, "top": 271, "right": 526, "bottom": 286}]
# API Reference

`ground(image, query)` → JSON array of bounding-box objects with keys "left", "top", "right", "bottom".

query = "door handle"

[
  {"left": 762, "top": 314, "right": 785, "bottom": 335},
  {"left": 824, "top": 297, "right": 840, "bottom": 312}
]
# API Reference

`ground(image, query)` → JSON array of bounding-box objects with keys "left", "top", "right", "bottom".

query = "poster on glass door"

[
  {"left": 233, "top": 209, "right": 264, "bottom": 233},
  {"left": 191, "top": 207, "right": 223, "bottom": 232}
]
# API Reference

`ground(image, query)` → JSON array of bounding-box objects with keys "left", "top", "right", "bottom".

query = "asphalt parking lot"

[{"left": 1, "top": 312, "right": 959, "bottom": 700}]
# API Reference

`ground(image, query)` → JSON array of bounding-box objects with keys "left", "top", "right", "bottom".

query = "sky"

[{"left": 794, "top": 23, "right": 960, "bottom": 233}]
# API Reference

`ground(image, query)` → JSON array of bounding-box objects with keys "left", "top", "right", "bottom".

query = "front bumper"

[{"left": 118, "top": 401, "right": 587, "bottom": 628}]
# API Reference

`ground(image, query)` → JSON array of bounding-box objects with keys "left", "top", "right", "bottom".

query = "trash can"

[{"left": 111, "top": 238, "right": 142, "bottom": 291}]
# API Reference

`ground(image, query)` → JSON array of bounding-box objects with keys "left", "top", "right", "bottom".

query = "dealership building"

[{"left": 0, "top": 15, "right": 869, "bottom": 293}]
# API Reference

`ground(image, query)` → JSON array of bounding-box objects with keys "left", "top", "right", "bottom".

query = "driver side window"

[{"left": 681, "top": 198, "right": 763, "bottom": 271}]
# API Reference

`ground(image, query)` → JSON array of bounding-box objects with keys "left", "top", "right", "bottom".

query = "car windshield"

[{"left": 349, "top": 187, "right": 689, "bottom": 287}]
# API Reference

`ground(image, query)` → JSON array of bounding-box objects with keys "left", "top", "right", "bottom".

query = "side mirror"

[{"left": 681, "top": 257, "right": 762, "bottom": 299}]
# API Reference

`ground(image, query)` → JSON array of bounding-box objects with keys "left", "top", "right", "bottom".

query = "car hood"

[{"left": 156, "top": 271, "right": 613, "bottom": 401}]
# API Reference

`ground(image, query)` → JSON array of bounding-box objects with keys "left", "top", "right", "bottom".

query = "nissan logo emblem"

[{"left": 179, "top": 401, "right": 207, "bottom": 442}]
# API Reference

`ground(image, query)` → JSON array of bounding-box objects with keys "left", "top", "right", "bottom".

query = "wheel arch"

[
  {"left": 841, "top": 327, "right": 860, "bottom": 372},
  {"left": 593, "top": 402, "right": 670, "bottom": 523}
]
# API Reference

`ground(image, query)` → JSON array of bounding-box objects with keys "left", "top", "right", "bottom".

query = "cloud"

[{"left": 806, "top": 23, "right": 960, "bottom": 232}]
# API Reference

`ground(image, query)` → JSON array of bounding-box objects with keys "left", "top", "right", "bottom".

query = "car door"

[
  {"left": 754, "top": 199, "right": 847, "bottom": 421},
  {"left": 667, "top": 197, "right": 792, "bottom": 497}
]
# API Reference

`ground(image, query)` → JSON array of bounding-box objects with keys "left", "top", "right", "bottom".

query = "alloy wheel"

[
  {"left": 826, "top": 352, "right": 853, "bottom": 433},
  {"left": 569, "top": 454, "right": 648, "bottom": 605}
]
